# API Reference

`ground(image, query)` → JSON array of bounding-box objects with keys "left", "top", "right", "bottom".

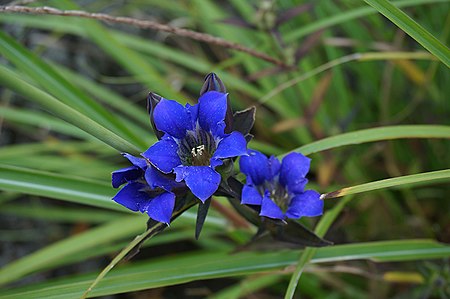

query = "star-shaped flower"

[
  {"left": 142, "top": 91, "right": 248, "bottom": 202},
  {"left": 239, "top": 150, "right": 323, "bottom": 220}
]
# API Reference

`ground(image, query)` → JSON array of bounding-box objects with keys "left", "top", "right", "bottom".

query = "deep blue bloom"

[
  {"left": 239, "top": 150, "right": 323, "bottom": 220},
  {"left": 142, "top": 91, "right": 247, "bottom": 202},
  {"left": 112, "top": 153, "right": 181, "bottom": 224}
]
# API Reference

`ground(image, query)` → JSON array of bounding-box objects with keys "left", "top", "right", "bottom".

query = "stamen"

[
  {"left": 191, "top": 145, "right": 205, "bottom": 157},
  {"left": 177, "top": 129, "right": 217, "bottom": 166}
]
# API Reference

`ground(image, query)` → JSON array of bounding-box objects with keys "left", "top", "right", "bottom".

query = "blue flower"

[
  {"left": 111, "top": 153, "right": 182, "bottom": 224},
  {"left": 142, "top": 91, "right": 248, "bottom": 202},
  {"left": 239, "top": 150, "right": 323, "bottom": 220}
]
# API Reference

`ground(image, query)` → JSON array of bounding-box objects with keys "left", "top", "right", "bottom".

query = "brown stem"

[{"left": 0, "top": 5, "right": 287, "bottom": 66}]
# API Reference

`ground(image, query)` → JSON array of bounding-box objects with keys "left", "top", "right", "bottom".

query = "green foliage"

[{"left": 0, "top": 0, "right": 449, "bottom": 298}]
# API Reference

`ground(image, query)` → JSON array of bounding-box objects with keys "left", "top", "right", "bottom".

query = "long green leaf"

[
  {"left": 0, "top": 164, "right": 119, "bottom": 210},
  {"left": 321, "top": 169, "right": 450, "bottom": 199},
  {"left": 0, "top": 13, "right": 263, "bottom": 98},
  {"left": 295, "top": 125, "right": 450, "bottom": 156},
  {"left": 0, "top": 65, "right": 140, "bottom": 154},
  {"left": 52, "top": 0, "right": 183, "bottom": 101},
  {"left": 285, "top": 0, "right": 449, "bottom": 41},
  {"left": 0, "top": 216, "right": 146, "bottom": 286},
  {"left": 1, "top": 240, "right": 448, "bottom": 298},
  {"left": 0, "top": 31, "right": 145, "bottom": 148},
  {"left": 0, "top": 106, "right": 97, "bottom": 140},
  {"left": 362, "top": 0, "right": 450, "bottom": 67}
]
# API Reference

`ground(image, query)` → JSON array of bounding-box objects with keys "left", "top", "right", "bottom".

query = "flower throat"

[{"left": 178, "top": 129, "right": 216, "bottom": 166}]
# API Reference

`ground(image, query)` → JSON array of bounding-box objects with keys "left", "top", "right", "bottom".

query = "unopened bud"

[
  {"left": 147, "top": 92, "right": 164, "bottom": 140},
  {"left": 200, "top": 73, "right": 226, "bottom": 95}
]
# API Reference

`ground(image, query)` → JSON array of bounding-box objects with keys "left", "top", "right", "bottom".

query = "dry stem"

[{"left": 0, "top": 5, "right": 287, "bottom": 66}]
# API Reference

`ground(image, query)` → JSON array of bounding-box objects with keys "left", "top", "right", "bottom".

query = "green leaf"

[
  {"left": 51, "top": 0, "right": 184, "bottom": 101},
  {"left": 294, "top": 125, "right": 450, "bottom": 156},
  {"left": 362, "top": 0, "right": 450, "bottom": 67},
  {"left": 0, "top": 31, "right": 144, "bottom": 148},
  {"left": 322, "top": 169, "right": 450, "bottom": 199},
  {"left": 0, "top": 65, "right": 141, "bottom": 154},
  {"left": 0, "top": 106, "right": 95, "bottom": 140},
  {"left": 284, "top": 0, "right": 449, "bottom": 41},
  {"left": 0, "top": 164, "right": 119, "bottom": 211},
  {"left": 1, "top": 239, "right": 448, "bottom": 298},
  {"left": 0, "top": 216, "right": 146, "bottom": 286}
]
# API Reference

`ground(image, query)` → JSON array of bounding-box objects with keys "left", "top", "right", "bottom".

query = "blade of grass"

[
  {"left": 52, "top": 0, "right": 184, "bottom": 101},
  {"left": 0, "top": 14, "right": 263, "bottom": 98},
  {"left": 0, "top": 204, "right": 122, "bottom": 223},
  {"left": 0, "top": 65, "right": 141, "bottom": 154},
  {"left": 285, "top": 0, "right": 449, "bottom": 41},
  {"left": 0, "top": 215, "right": 146, "bottom": 286},
  {"left": 1, "top": 239, "right": 448, "bottom": 298},
  {"left": 0, "top": 106, "right": 97, "bottom": 140},
  {"left": 294, "top": 125, "right": 450, "bottom": 156},
  {"left": 321, "top": 169, "right": 450, "bottom": 199},
  {"left": 362, "top": 0, "right": 450, "bottom": 67},
  {"left": 0, "top": 31, "right": 145, "bottom": 148},
  {"left": 0, "top": 141, "right": 112, "bottom": 159},
  {"left": 284, "top": 169, "right": 450, "bottom": 298},
  {"left": 0, "top": 164, "right": 119, "bottom": 210},
  {"left": 260, "top": 51, "right": 436, "bottom": 105}
]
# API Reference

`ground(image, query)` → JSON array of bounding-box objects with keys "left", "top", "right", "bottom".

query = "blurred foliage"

[{"left": 0, "top": 0, "right": 449, "bottom": 298}]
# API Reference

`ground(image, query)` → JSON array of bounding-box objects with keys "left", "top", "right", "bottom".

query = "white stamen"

[{"left": 191, "top": 145, "right": 205, "bottom": 157}]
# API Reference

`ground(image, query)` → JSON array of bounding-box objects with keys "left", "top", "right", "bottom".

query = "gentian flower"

[
  {"left": 112, "top": 153, "right": 182, "bottom": 224},
  {"left": 239, "top": 150, "right": 323, "bottom": 220},
  {"left": 142, "top": 91, "right": 248, "bottom": 202}
]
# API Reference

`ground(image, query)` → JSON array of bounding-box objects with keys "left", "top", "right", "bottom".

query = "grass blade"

[
  {"left": 362, "top": 0, "right": 450, "bottom": 67},
  {"left": 0, "top": 31, "right": 144, "bottom": 147},
  {"left": 0, "top": 164, "right": 119, "bottom": 210},
  {"left": 0, "top": 216, "right": 145, "bottom": 286},
  {"left": 294, "top": 125, "right": 450, "bottom": 156},
  {"left": 1, "top": 239, "right": 448, "bottom": 298},
  {"left": 321, "top": 169, "right": 450, "bottom": 199},
  {"left": 0, "top": 65, "right": 141, "bottom": 154}
]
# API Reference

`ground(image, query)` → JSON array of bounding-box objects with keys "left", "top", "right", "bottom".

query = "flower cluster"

[{"left": 111, "top": 73, "right": 325, "bottom": 243}]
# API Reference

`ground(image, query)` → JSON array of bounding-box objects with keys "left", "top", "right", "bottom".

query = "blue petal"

[
  {"left": 213, "top": 131, "right": 247, "bottom": 160},
  {"left": 268, "top": 156, "right": 281, "bottom": 180},
  {"left": 153, "top": 99, "right": 193, "bottom": 139},
  {"left": 198, "top": 91, "right": 228, "bottom": 136},
  {"left": 259, "top": 192, "right": 285, "bottom": 220},
  {"left": 279, "top": 152, "right": 311, "bottom": 191},
  {"left": 142, "top": 138, "right": 181, "bottom": 173},
  {"left": 287, "top": 178, "right": 308, "bottom": 194},
  {"left": 186, "top": 103, "right": 199, "bottom": 125},
  {"left": 122, "top": 153, "right": 147, "bottom": 169},
  {"left": 174, "top": 166, "right": 221, "bottom": 202},
  {"left": 112, "top": 182, "right": 149, "bottom": 212},
  {"left": 144, "top": 166, "right": 182, "bottom": 191},
  {"left": 285, "top": 190, "right": 323, "bottom": 219},
  {"left": 239, "top": 150, "right": 270, "bottom": 186},
  {"left": 111, "top": 166, "right": 142, "bottom": 188},
  {"left": 241, "top": 184, "right": 263, "bottom": 205},
  {"left": 141, "top": 191, "right": 175, "bottom": 224}
]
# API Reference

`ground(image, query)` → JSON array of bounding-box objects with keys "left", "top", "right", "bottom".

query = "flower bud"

[
  {"left": 147, "top": 92, "right": 165, "bottom": 140},
  {"left": 200, "top": 73, "right": 233, "bottom": 133},
  {"left": 200, "top": 73, "right": 226, "bottom": 95}
]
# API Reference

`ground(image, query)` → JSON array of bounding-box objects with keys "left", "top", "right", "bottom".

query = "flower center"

[
  {"left": 260, "top": 181, "right": 291, "bottom": 212},
  {"left": 178, "top": 129, "right": 216, "bottom": 166}
]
